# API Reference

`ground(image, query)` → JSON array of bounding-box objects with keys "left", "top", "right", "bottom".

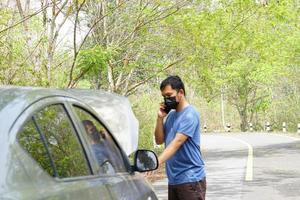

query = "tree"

[
  {"left": 68, "top": 0, "right": 189, "bottom": 95},
  {"left": 0, "top": 0, "right": 74, "bottom": 86},
  {"left": 163, "top": 0, "right": 299, "bottom": 131}
]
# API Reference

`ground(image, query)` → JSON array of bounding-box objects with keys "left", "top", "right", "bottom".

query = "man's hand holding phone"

[{"left": 158, "top": 102, "right": 167, "bottom": 119}]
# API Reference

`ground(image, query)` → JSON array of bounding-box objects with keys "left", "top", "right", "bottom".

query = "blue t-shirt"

[
  {"left": 92, "top": 143, "right": 109, "bottom": 164},
  {"left": 164, "top": 105, "right": 205, "bottom": 185}
]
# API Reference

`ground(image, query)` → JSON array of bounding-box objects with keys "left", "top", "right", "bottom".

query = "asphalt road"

[{"left": 153, "top": 132, "right": 300, "bottom": 200}]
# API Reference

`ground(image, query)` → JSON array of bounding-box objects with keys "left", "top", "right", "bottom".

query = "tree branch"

[
  {"left": 0, "top": 1, "right": 57, "bottom": 34},
  {"left": 125, "top": 58, "right": 184, "bottom": 96},
  {"left": 67, "top": 1, "right": 124, "bottom": 88}
]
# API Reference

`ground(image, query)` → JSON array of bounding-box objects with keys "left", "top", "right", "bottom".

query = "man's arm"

[
  {"left": 154, "top": 116, "right": 165, "bottom": 145},
  {"left": 158, "top": 133, "right": 188, "bottom": 165},
  {"left": 154, "top": 103, "right": 167, "bottom": 145}
]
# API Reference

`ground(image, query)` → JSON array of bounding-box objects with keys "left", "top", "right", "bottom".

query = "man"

[
  {"left": 154, "top": 75, "right": 206, "bottom": 200},
  {"left": 82, "top": 120, "right": 115, "bottom": 174},
  {"left": 82, "top": 120, "right": 108, "bottom": 164}
]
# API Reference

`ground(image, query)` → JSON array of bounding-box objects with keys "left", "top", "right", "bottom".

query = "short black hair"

[
  {"left": 160, "top": 75, "right": 186, "bottom": 95},
  {"left": 82, "top": 120, "right": 94, "bottom": 127}
]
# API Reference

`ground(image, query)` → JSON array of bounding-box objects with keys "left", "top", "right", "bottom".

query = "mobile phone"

[{"left": 163, "top": 103, "right": 171, "bottom": 114}]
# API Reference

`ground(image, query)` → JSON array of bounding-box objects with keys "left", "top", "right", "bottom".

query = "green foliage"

[
  {"left": 18, "top": 105, "right": 90, "bottom": 178},
  {"left": 76, "top": 45, "right": 115, "bottom": 76},
  {"left": 130, "top": 90, "right": 159, "bottom": 150},
  {"left": 0, "top": 6, "right": 61, "bottom": 86},
  {"left": 36, "top": 105, "right": 90, "bottom": 177},
  {"left": 162, "top": 0, "right": 299, "bottom": 131}
]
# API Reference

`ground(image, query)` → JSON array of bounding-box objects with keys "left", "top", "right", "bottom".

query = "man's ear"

[{"left": 178, "top": 89, "right": 184, "bottom": 96}]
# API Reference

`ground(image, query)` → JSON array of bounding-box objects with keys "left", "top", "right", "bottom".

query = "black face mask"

[{"left": 164, "top": 96, "right": 179, "bottom": 114}]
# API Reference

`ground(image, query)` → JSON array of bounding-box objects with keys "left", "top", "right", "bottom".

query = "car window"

[
  {"left": 18, "top": 119, "right": 55, "bottom": 176},
  {"left": 18, "top": 104, "right": 91, "bottom": 178},
  {"left": 73, "top": 106, "right": 127, "bottom": 174}
]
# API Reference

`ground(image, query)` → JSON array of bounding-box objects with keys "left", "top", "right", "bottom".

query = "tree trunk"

[
  {"left": 96, "top": 65, "right": 102, "bottom": 89},
  {"left": 107, "top": 61, "right": 115, "bottom": 92},
  {"left": 239, "top": 109, "right": 248, "bottom": 132},
  {"left": 221, "top": 88, "right": 226, "bottom": 130}
]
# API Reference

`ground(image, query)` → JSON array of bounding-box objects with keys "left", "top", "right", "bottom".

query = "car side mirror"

[{"left": 133, "top": 150, "right": 158, "bottom": 172}]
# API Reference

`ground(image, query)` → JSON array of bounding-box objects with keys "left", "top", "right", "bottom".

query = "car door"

[
  {"left": 68, "top": 101, "right": 157, "bottom": 200},
  {"left": 12, "top": 97, "right": 112, "bottom": 200}
]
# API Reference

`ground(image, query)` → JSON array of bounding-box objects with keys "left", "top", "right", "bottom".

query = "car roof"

[
  {"left": 0, "top": 85, "right": 74, "bottom": 108},
  {"left": 0, "top": 86, "right": 138, "bottom": 155}
]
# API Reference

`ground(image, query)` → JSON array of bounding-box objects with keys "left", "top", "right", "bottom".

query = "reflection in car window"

[
  {"left": 74, "top": 106, "right": 127, "bottom": 174},
  {"left": 18, "top": 104, "right": 91, "bottom": 178},
  {"left": 18, "top": 120, "right": 54, "bottom": 176}
]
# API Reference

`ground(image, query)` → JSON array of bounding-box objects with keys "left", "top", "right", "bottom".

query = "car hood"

[{"left": 66, "top": 89, "right": 139, "bottom": 156}]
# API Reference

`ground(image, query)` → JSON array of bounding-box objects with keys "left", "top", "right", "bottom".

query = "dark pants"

[{"left": 168, "top": 177, "right": 206, "bottom": 200}]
